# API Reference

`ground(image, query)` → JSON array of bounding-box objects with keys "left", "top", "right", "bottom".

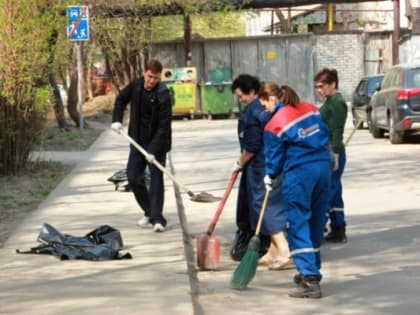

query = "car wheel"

[
  {"left": 388, "top": 115, "right": 404, "bottom": 144},
  {"left": 369, "top": 111, "right": 384, "bottom": 138},
  {"left": 352, "top": 110, "right": 363, "bottom": 129},
  {"left": 366, "top": 110, "right": 372, "bottom": 131},
  {"left": 351, "top": 109, "right": 359, "bottom": 128}
]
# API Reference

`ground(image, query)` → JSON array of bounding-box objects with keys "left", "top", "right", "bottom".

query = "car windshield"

[
  {"left": 407, "top": 68, "right": 420, "bottom": 88},
  {"left": 367, "top": 76, "right": 383, "bottom": 95}
]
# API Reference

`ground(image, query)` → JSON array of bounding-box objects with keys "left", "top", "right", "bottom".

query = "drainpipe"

[
  {"left": 392, "top": 0, "right": 400, "bottom": 65},
  {"left": 328, "top": 3, "right": 334, "bottom": 31}
]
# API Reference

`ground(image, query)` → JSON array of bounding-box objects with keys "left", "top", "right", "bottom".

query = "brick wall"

[
  {"left": 413, "top": 8, "right": 420, "bottom": 34},
  {"left": 400, "top": 35, "right": 420, "bottom": 64},
  {"left": 314, "top": 33, "right": 364, "bottom": 101}
]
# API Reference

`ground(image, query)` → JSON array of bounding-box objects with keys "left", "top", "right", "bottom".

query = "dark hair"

[
  {"left": 258, "top": 82, "right": 283, "bottom": 101},
  {"left": 280, "top": 85, "right": 300, "bottom": 107},
  {"left": 314, "top": 68, "right": 339, "bottom": 89},
  {"left": 145, "top": 59, "right": 163, "bottom": 73},
  {"left": 231, "top": 74, "right": 261, "bottom": 94},
  {"left": 259, "top": 83, "right": 300, "bottom": 107}
]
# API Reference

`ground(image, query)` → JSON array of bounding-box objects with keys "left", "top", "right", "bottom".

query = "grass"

[
  {"left": 0, "top": 161, "right": 72, "bottom": 247},
  {"left": 0, "top": 97, "right": 114, "bottom": 247},
  {"left": 37, "top": 121, "right": 104, "bottom": 151}
]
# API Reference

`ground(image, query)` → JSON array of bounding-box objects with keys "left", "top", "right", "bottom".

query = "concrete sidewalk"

[
  {"left": 0, "top": 128, "right": 195, "bottom": 315},
  {"left": 1, "top": 118, "right": 420, "bottom": 315}
]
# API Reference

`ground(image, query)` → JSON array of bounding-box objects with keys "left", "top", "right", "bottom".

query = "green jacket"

[{"left": 319, "top": 93, "right": 347, "bottom": 154}]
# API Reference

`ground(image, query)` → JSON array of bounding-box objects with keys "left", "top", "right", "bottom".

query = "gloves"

[
  {"left": 264, "top": 175, "right": 274, "bottom": 191},
  {"left": 231, "top": 161, "right": 242, "bottom": 173},
  {"left": 111, "top": 122, "right": 123, "bottom": 134}
]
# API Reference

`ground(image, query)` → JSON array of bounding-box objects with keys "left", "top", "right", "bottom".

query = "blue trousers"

[
  {"left": 236, "top": 164, "right": 286, "bottom": 236},
  {"left": 327, "top": 151, "right": 346, "bottom": 229},
  {"left": 126, "top": 145, "right": 167, "bottom": 226},
  {"left": 283, "top": 161, "right": 331, "bottom": 279}
]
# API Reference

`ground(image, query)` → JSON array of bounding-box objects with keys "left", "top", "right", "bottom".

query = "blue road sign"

[{"left": 67, "top": 6, "right": 89, "bottom": 41}]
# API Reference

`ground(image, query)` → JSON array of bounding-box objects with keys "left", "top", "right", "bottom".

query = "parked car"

[
  {"left": 368, "top": 64, "right": 420, "bottom": 144},
  {"left": 351, "top": 74, "right": 383, "bottom": 129}
]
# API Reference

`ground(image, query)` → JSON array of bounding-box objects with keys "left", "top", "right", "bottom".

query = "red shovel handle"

[{"left": 206, "top": 170, "right": 240, "bottom": 235}]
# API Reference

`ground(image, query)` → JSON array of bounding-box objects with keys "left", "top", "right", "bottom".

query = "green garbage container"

[{"left": 200, "top": 82, "right": 234, "bottom": 119}]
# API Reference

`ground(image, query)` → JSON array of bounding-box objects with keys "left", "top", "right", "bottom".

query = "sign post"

[{"left": 67, "top": 5, "right": 89, "bottom": 129}]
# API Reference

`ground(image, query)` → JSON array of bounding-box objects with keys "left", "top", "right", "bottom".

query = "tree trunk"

[
  {"left": 67, "top": 66, "right": 81, "bottom": 127},
  {"left": 274, "top": 9, "right": 290, "bottom": 34},
  {"left": 48, "top": 72, "right": 68, "bottom": 130}
]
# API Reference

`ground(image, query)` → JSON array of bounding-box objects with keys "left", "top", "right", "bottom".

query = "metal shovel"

[
  {"left": 197, "top": 170, "right": 240, "bottom": 270},
  {"left": 119, "top": 131, "right": 220, "bottom": 203}
]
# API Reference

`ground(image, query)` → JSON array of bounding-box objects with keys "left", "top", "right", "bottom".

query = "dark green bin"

[{"left": 200, "top": 82, "right": 233, "bottom": 117}]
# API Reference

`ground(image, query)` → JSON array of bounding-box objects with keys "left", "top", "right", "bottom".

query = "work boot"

[
  {"left": 288, "top": 276, "right": 322, "bottom": 299},
  {"left": 293, "top": 273, "right": 304, "bottom": 285},
  {"left": 324, "top": 226, "right": 347, "bottom": 243}
]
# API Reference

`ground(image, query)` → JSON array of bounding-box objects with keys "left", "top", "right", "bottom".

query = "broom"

[{"left": 230, "top": 189, "right": 270, "bottom": 290}]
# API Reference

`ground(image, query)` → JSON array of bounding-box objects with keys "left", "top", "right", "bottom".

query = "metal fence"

[{"left": 150, "top": 33, "right": 315, "bottom": 106}]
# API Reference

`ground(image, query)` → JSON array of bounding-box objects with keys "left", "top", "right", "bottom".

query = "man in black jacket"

[{"left": 111, "top": 59, "right": 172, "bottom": 232}]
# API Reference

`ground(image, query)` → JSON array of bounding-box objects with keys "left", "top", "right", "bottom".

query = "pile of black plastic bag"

[{"left": 17, "top": 223, "right": 132, "bottom": 261}]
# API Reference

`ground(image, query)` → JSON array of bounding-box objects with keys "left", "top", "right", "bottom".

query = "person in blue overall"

[
  {"left": 263, "top": 85, "right": 332, "bottom": 298},
  {"left": 230, "top": 75, "right": 290, "bottom": 269},
  {"left": 314, "top": 68, "right": 348, "bottom": 243},
  {"left": 257, "top": 82, "right": 293, "bottom": 270}
]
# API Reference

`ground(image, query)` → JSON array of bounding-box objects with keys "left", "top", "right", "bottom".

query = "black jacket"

[{"left": 112, "top": 78, "right": 172, "bottom": 155}]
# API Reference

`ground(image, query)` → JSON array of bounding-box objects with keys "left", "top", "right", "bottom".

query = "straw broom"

[{"left": 230, "top": 189, "right": 270, "bottom": 290}]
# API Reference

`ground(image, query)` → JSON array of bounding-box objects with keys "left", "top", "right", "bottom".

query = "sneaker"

[
  {"left": 153, "top": 223, "right": 165, "bottom": 232},
  {"left": 324, "top": 227, "right": 347, "bottom": 243},
  {"left": 288, "top": 276, "right": 322, "bottom": 299},
  {"left": 137, "top": 216, "right": 151, "bottom": 227}
]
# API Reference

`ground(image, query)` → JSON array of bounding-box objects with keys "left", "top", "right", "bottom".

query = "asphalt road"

[
  {"left": 1, "top": 114, "right": 419, "bottom": 315},
  {"left": 171, "top": 116, "right": 420, "bottom": 315}
]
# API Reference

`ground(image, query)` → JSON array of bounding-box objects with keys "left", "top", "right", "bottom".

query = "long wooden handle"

[
  {"left": 344, "top": 119, "right": 363, "bottom": 147},
  {"left": 120, "top": 131, "right": 192, "bottom": 195},
  {"left": 254, "top": 189, "right": 270, "bottom": 236}
]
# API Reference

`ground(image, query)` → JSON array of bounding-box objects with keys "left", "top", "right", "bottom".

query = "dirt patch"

[
  {"left": 0, "top": 94, "right": 115, "bottom": 247},
  {"left": 83, "top": 93, "right": 116, "bottom": 118}
]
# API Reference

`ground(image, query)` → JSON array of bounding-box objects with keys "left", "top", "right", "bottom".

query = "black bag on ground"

[
  {"left": 84, "top": 224, "right": 123, "bottom": 251},
  {"left": 16, "top": 223, "right": 132, "bottom": 261},
  {"left": 230, "top": 229, "right": 271, "bottom": 261},
  {"left": 107, "top": 169, "right": 131, "bottom": 192}
]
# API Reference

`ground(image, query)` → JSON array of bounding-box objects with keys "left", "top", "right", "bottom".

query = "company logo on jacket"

[{"left": 298, "top": 124, "right": 320, "bottom": 138}]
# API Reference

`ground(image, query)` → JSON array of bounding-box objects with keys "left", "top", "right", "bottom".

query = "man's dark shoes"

[
  {"left": 324, "top": 226, "right": 347, "bottom": 243},
  {"left": 289, "top": 276, "right": 322, "bottom": 299}
]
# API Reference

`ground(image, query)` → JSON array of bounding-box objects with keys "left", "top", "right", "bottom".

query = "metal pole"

[
  {"left": 392, "top": 0, "right": 400, "bottom": 65},
  {"left": 77, "top": 41, "right": 84, "bottom": 129},
  {"left": 328, "top": 3, "right": 334, "bottom": 31}
]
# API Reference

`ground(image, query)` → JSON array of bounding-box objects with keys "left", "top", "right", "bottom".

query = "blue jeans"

[{"left": 126, "top": 145, "right": 167, "bottom": 226}]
